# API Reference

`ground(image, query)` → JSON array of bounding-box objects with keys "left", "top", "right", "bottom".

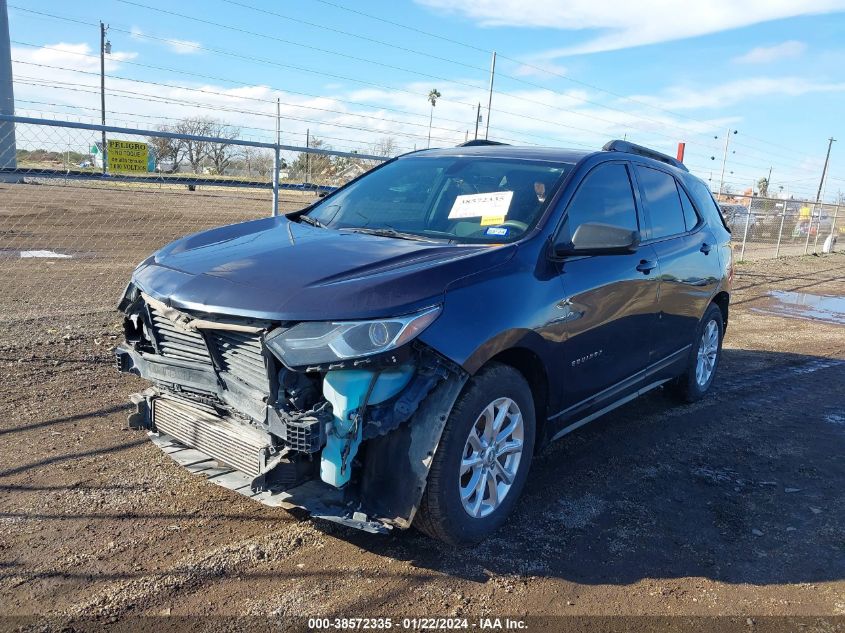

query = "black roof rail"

[
  {"left": 458, "top": 139, "right": 510, "bottom": 147},
  {"left": 602, "top": 139, "right": 688, "bottom": 172}
]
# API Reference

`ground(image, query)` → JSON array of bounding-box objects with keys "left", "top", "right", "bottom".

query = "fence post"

[
  {"left": 272, "top": 144, "right": 280, "bottom": 217},
  {"left": 740, "top": 200, "right": 752, "bottom": 261},
  {"left": 803, "top": 203, "right": 815, "bottom": 255},
  {"left": 774, "top": 205, "right": 786, "bottom": 258}
]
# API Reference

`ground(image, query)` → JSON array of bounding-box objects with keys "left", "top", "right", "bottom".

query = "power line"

[
  {"left": 12, "top": 74, "right": 468, "bottom": 147},
  {"left": 302, "top": 0, "right": 826, "bottom": 163},
  {"left": 131, "top": 0, "right": 721, "bottom": 150},
  {"left": 8, "top": 9, "right": 830, "bottom": 179},
  {"left": 11, "top": 5, "right": 795, "bottom": 164},
  {"left": 14, "top": 98, "right": 417, "bottom": 152},
  {"left": 9, "top": 2, "right": 824, "bottom": 166}
]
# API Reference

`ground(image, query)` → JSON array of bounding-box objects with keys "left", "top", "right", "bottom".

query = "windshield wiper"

[
  {"left": 298, "top": 214, "right": 326, "bottom": 228},
  {"left": 342, "top": 227, "right": 438, "bottom": 242}
]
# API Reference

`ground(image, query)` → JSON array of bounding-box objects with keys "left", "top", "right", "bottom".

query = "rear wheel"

[
  {"left": 669, "top": 303, "right": 724, "bottom": 403},
  {"left": 415, "top": 363, "right": 535, "bottom": 545}
]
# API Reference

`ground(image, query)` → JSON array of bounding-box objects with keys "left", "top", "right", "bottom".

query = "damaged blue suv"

[{"left": 117, "top": 140, "right": 732, "bottom": 544}]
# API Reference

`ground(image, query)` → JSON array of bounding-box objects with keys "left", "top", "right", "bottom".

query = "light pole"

[
  {"left": 718, "top": 128, "right": 737, "bottom": 197},
  {"left": 100, "top": 21, "right": 111, "bottom": 174}
]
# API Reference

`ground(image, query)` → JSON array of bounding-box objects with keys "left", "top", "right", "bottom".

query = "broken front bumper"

[{"left": 118, "top": 342, "right": 468, "bottom": 534}]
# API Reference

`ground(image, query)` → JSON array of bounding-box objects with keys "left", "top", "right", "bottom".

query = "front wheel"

[
  {"left": 669, "top": 303, "right": 724, "bottom": 402},
  {"left": 415, "top": 363, "right": 535, "bottom": 545}
]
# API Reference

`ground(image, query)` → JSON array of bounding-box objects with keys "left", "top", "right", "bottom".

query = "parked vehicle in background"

[
  {"left": 116, "top": 139, "right": 733, "bottom": 545},
  {"left": 720, "top": 203, "right": 757, "bottom": 238},
  {"left": 793, "top": 210, "right": 834, "bottom": 238}
]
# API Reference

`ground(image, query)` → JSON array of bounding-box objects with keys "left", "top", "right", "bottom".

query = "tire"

[
  {"left": 669, "top": 303, "right": 724, "bottom": 403},
  {"left": 415, "top": 362, "right": 535, "bottom": 546}
]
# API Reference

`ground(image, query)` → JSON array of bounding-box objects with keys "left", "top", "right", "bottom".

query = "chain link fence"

[
  {"left": 718, "top": 194, "right": 842, "bottom": 262},
  {"left": 2, "top": 115, "right": 843, "bottom": 338},
  {"left": 0, "top": 116, "right": 386, "bottom": 332}
]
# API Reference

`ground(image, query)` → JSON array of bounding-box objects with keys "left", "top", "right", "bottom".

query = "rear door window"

[{"left": 636, "top": 166, "right": 686, "bottom": 239}]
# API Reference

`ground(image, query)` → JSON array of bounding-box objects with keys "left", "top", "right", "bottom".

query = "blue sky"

[{"left": 8, "top": 0, "right": 845, "bottom": 198}]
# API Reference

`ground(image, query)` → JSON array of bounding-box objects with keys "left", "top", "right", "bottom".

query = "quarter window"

[
  {"left": 679, "top": 186, "right": 700, "bottom": 230},
  {"left": 558, "top": 163, "right": 638, "bottom": 244},
  {"left": 636, "top": 166, "right": 686, "bottom": 239}
]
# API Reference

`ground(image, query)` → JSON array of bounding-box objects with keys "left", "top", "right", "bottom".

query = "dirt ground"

[
  {"left": 0, "top": 181, "right": 315, "bottom": 323},
  {"left": 0, "top": 187, "right": 844, "bottom": 630}
]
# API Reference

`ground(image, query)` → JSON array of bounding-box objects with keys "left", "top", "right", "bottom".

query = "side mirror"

[{"left": 553, "top": 222, "right": 640, "bottom": 257}]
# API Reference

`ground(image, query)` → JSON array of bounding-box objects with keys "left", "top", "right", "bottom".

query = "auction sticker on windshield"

[{"left": 448, "top": 191, "right": 513, "bottom": 224}]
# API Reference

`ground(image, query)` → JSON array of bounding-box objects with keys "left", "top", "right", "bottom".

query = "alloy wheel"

[
  {"left": 458, "top": 397, "right": 524, "bottom": 519},
  {"left": 696, "top": 319, "right": 719, "bottom": 387}
]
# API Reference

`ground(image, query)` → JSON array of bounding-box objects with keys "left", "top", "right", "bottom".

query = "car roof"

[{"left": 402, "top": 145, "right": 593, "bottom": 164}]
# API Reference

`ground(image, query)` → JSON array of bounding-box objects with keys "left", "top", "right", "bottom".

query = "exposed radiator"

[{"left": 152, "top": 395, "right": 273, "bottom": 477}]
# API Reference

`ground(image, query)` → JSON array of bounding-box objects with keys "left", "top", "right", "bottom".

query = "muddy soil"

[{"left": 0, "top": 234, "right": 843, "bottom": 629}]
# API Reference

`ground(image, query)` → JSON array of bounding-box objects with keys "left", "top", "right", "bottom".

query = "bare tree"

[
  {"left": 147, "top": 125, "right": 182, "bottom": 172},
  {"left": 173, "top": 117, "right": 214, "bottom": 174},
  {"left": 240, "top": 146, "right": 259, "bottom": 176},
  {"left": 371, "top": 136, "right": 399, "bottom": 158},
  {"left": 254, "top": 149, "right": 277, "bottom": 179},
  {"left": 206, "top": 122, "right": 241, "bottom": 175},
  {"left": 292, "top": 137, "right": 333, "bottom": 182}
]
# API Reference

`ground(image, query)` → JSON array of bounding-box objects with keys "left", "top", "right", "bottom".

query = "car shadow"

[{"left": 335, "top": 348, "right": 845, "bottom": 586}]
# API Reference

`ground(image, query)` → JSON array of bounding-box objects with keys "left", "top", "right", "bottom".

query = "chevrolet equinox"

[{"left": 117, "top": 140, "right": 732, "bottom": 545}]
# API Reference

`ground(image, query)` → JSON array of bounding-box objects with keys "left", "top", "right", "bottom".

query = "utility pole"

[
  {"left": 805, "top": 137, "right": 835, "bottom": 255},
  {"left": 815, "top": 137, "right": 835, "bottom": 203},
  {"left": 474, "top": 102, "right": 481, "bottom": 140},
  {"left": 100, "top": 21, "right": 110, "bottom": 174},
  {"left": 0, "top": 0, "right": 16, "bottom": 174},
  {"left": 305, "top": 128, "right": 310, "bottom": 184},
  {"left": 484, "top": 51, "right": 496, "bottom": 140},
  {"left": 718, "top": 128, "right": 737, "bottom": 197}
]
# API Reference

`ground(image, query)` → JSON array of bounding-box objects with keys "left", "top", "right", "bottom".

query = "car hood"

[{"left": 132, "top": 216, "right": 516, "bottom": 321}]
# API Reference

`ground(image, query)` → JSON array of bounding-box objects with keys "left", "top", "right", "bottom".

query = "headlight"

[{"left": 265, "top": 306, "right": 441, "bottom": 367}]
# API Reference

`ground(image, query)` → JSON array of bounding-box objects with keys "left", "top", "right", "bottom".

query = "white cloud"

[
  {"left": 166, "top": 39, "right": 202, "bottom": 55},
  {"left": 512, "top": 60, "right": 568, "bottom": 78},
  {"left": 632, "top": 76, "right": 845, "bottom": 111},
  {"left": 416, "top": 0, "right": 845, "bottom": 56},
  {"left": 15, "top": 42, "right": 136, "bottom": 74},
  {"left": 733, "top": 40, "right": 807, "bottom": 64},
  {"left": 129, "top": 27, "right": 201, "bottom": 54},
  {"left": 10, "top": 43, "right": 824, "bottom": 194}
]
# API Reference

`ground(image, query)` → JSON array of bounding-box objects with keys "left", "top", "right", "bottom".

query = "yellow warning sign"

[{"left": 107, "top": 140, "right": 149, "bottom": 173}]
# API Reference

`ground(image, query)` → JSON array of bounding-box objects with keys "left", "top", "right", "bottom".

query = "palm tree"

[{"left": 427, "top": 88, "right": 441, "bottom": 148}]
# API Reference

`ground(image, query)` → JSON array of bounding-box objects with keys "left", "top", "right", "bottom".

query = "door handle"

[
  {"left": 636, "top": 259, "right": 657, "bottom": 274},
  {"left": 700, "top": 242, "right": 712, "bottom": 255}
]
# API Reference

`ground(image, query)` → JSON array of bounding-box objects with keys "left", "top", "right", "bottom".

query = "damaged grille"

[
  {"left": 207, "top": 329, "right": 270, "bottom": 393},
  {"left": 152, "top": 395, "right": 272, "bottom": 477},
  {"left": 146, "top": 303, "right": 270, "bottom": 395},
  {"left": 148, "top": 305, "right": 212, "bottom": 364}
]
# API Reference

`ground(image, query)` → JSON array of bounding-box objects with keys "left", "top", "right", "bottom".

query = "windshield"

[{"left": 303, "top": 156, "right": 573, "bottom": 243}]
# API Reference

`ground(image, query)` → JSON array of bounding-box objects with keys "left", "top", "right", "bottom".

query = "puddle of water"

[{"left": 752, "top": 291, "right": 845, "bottom": 325}]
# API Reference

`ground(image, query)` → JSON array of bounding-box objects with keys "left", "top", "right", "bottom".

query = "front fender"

[{"left": 359, "top": 370, "right": 469, "bottom": 528}]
